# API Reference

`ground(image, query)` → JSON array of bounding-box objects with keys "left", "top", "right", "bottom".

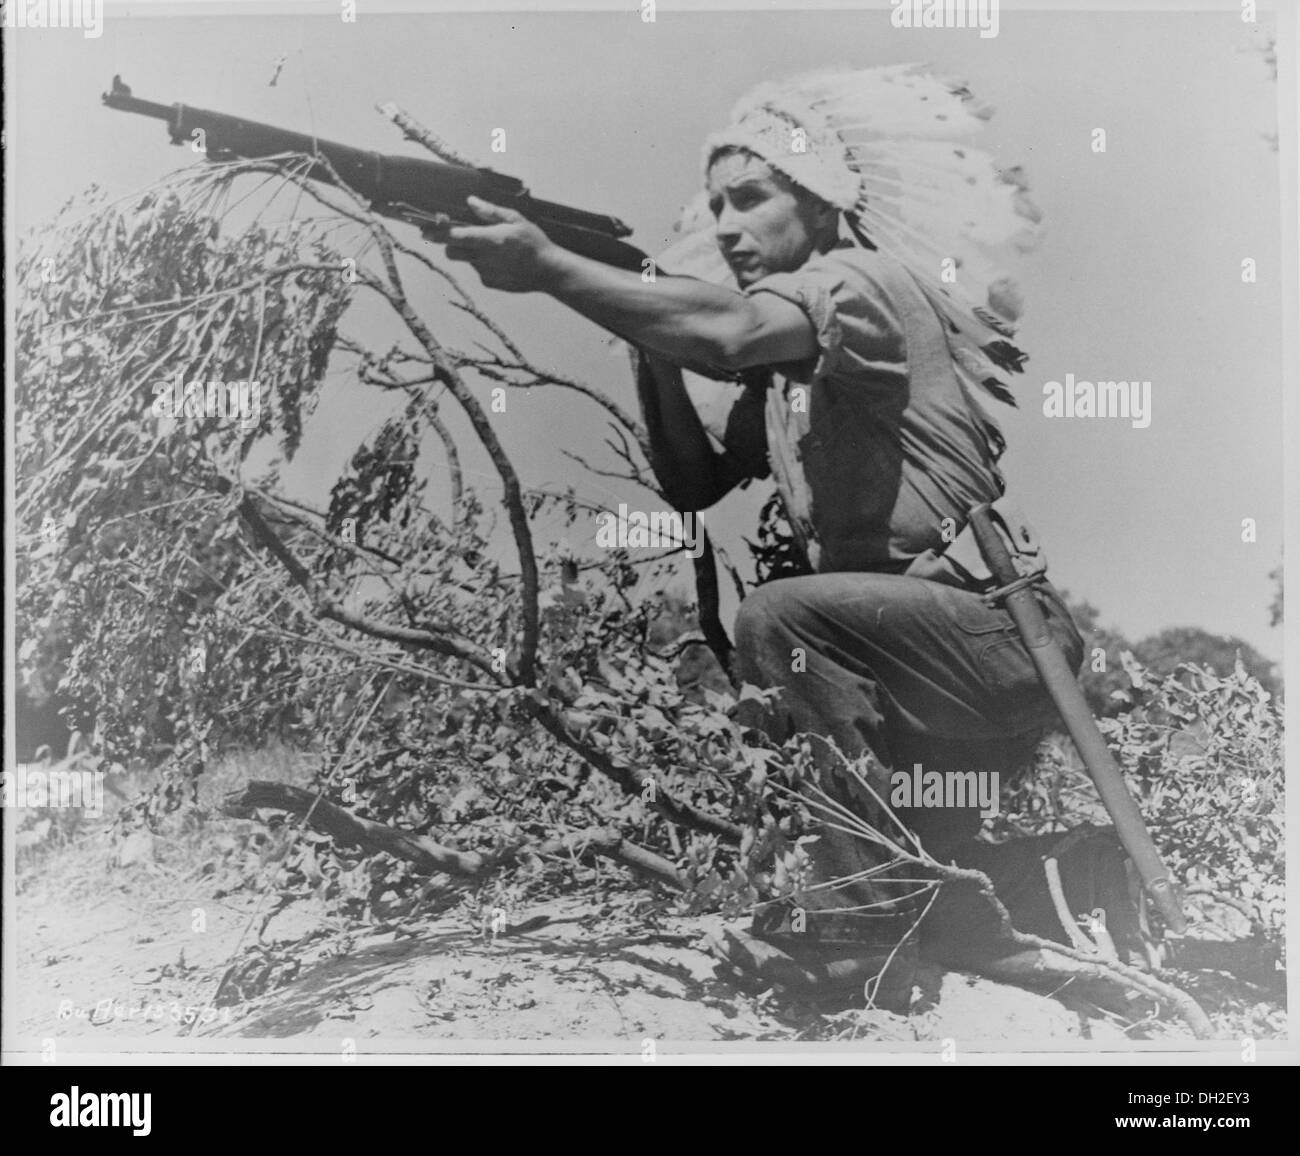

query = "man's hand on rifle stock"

[{"left": 430, "top": 195, "right": 558, "bottom": 293}]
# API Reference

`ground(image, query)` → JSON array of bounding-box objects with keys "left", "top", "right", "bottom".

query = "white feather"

[{"left": 674, "top": 64, "right": 1042, "bottom": 408}]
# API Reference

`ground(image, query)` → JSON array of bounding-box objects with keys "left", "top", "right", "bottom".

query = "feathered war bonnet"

[{"left": 681, "top": 64, "right": 1043, "bottom": 424}]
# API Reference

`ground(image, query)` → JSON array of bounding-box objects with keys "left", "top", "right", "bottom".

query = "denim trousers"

[{"left": 733, "top": 570, "right": 1086, "bottom": 947}]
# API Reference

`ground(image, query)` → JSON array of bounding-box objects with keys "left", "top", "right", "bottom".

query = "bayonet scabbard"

[{"left": 967, "top": 503, "right": 1186, "bottom": 934}]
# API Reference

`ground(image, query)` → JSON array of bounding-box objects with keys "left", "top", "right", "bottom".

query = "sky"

[{"left": 5, "top": 1, "right": 1288, "bottom": 663}]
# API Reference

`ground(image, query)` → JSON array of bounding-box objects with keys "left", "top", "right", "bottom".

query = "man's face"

[{"left": 706, "top": 151, "right": 829, "bottom": 288}]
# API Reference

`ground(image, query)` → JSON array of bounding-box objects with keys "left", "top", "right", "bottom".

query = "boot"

[{"left": 919, "top": 824, "right": 1154, "bottom": 970}]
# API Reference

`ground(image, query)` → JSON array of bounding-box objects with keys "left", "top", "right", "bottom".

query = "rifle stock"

[{"left": 102, "top": 75, "right": 648, "bottom": 273}]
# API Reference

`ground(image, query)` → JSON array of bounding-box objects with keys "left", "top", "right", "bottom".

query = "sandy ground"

[{"left": 5, "top": 808, "right": 1283, "bottom": 1056}]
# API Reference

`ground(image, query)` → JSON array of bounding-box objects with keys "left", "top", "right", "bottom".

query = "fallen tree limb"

[
  {"left": 224, "top": 780, "right": 497, "bottom": 876},
  {"left": 532, "top": 830, "right": 684, "bottom": 890},
  {"left": 222, "top": 779, "right": 683, "bottom": 891}
]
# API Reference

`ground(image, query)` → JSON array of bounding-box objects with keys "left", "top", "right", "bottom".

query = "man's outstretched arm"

[
  {"left": 538, "top": 251, "right": 816, "bottom": 372},
  {"left": 438, "top": 197, "right": 807, "bottom": 509},
  {"left": 439, "top": 197, "right": 819, "bottom": 372}
]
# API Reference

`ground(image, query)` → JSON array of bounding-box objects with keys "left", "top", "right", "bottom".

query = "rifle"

[{"left": 101, "top": 75, "right": 648, "bottom": 273}]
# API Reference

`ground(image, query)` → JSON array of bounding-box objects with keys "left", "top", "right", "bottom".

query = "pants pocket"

[
  {"left": 979, "top": 632, "right": 1042, "bottom": 696},
  {"left": 978, "top": 601, "right": 1083, "bottom": 728}
]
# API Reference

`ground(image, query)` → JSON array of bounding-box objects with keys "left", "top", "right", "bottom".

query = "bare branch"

[
  {"left": 465, "top": 355, "right": 649, "bottom": 460},
  {"left": 232, "top": 485, "right": 501, "bottom": 680},
  {"left": 425, "top": 403, "right": 465, "bottom": 513},
  {"left": 559, "top": 446, "right": 648, "bottom": 489},
  {"left": 234, "top": 150, "right": 541, "bottom": 684},
  {"left": 374, "top": 101, "right": 486, "bottom": 169}
]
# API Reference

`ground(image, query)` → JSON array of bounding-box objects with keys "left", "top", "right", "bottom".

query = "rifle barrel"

[{"left": 102, "top": 76, "right": 645, "bottom": 271}]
